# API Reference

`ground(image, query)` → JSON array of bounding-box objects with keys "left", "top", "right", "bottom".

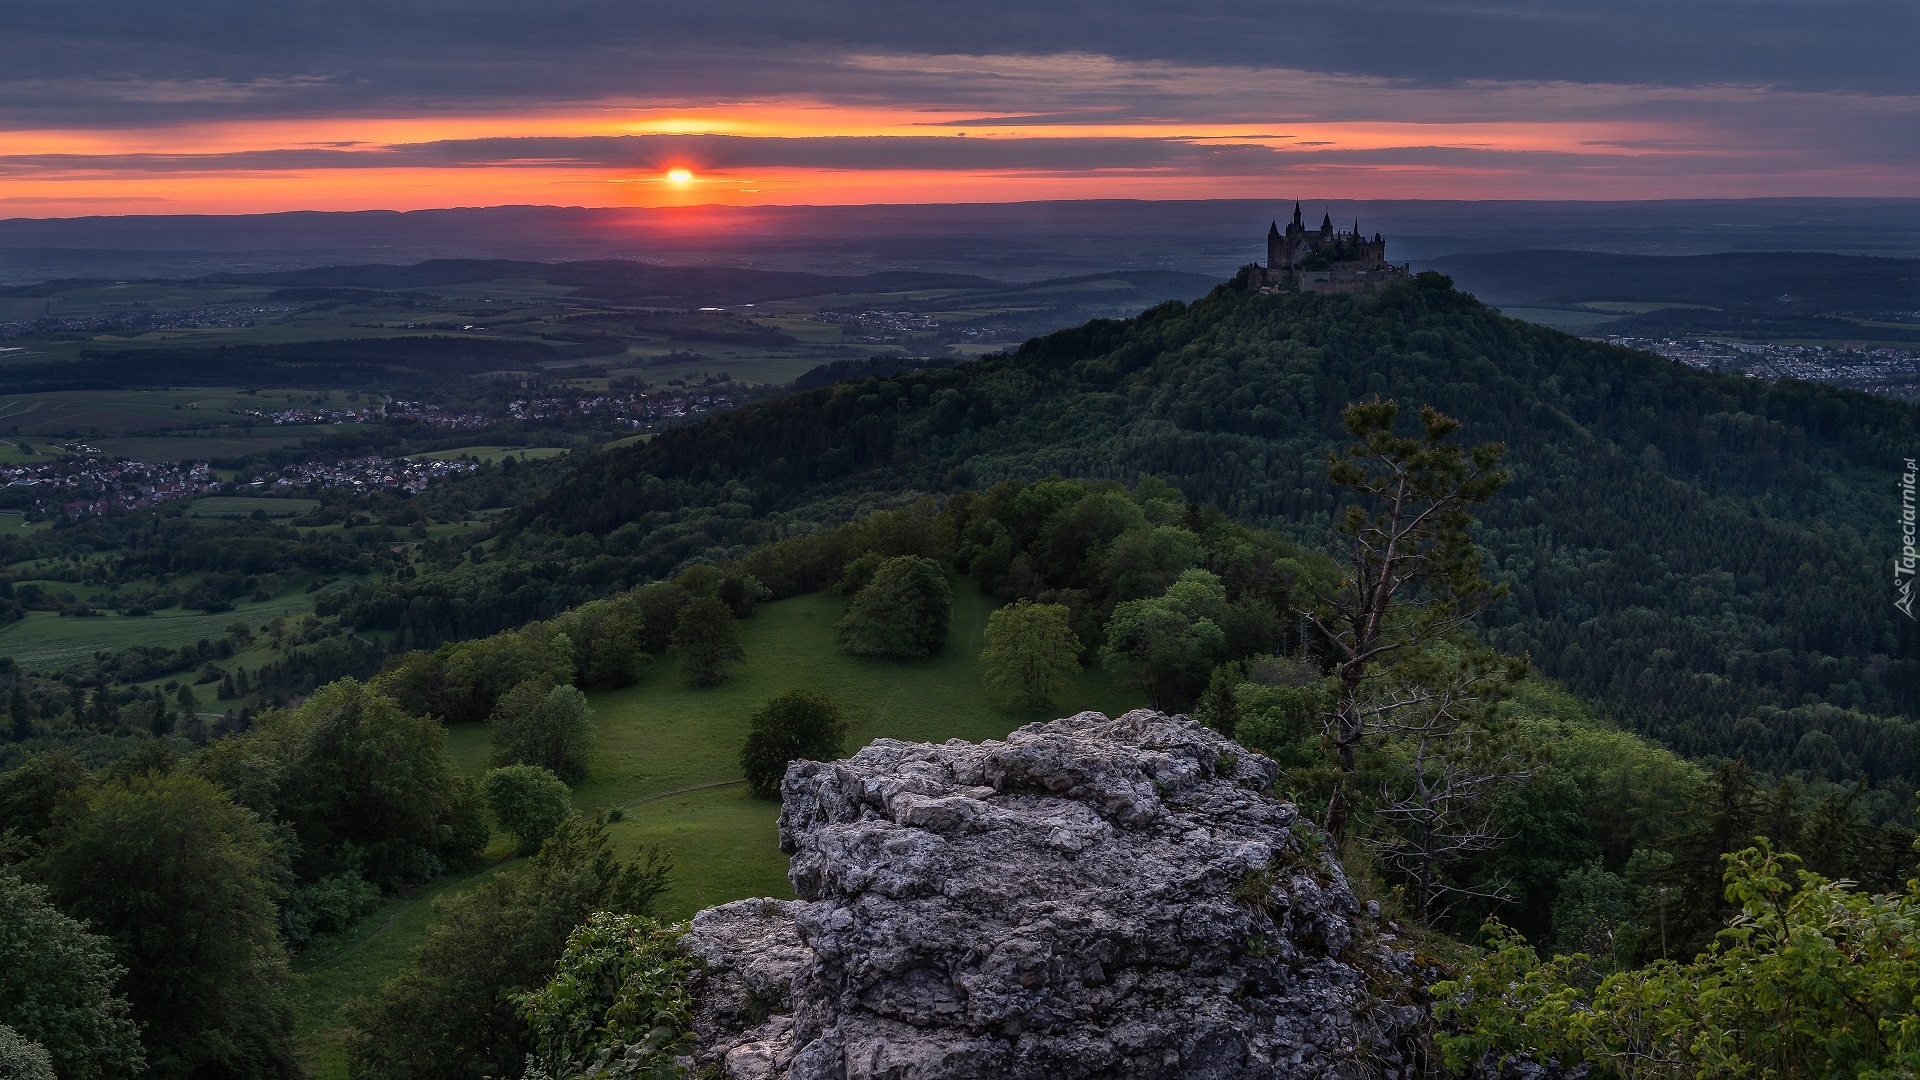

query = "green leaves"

[
  {"left": 1435, "top": 842, "right": 1920, "bottom": 1078},
  {"left": 837, "top": 555, "right": 953, "bottom": 660},
  {"left": 515, "top": 913, "right": 694, "bottom": 1080},
  {"left": 740, "top": 690, "right": 846, "bottom": 800},
  {"left": 979, "top": 599, "right": 1082, "bottom": 710}
]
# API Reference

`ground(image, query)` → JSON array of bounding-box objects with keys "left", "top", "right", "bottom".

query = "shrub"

[
  {"left": 838, "top": 556, "right": 952, "bottom": 659},
  {"left": 486, "top": 765, "right": 575, "bottom": 853},
  {"left": 516, "top": 913, "right": 694, "bottom": 1080},
  {"left": 343, "top": 817, "right": 671, "bottom": 1080},
  {"left": 741, "top": 690, "right": 847, "bottom": 799}
]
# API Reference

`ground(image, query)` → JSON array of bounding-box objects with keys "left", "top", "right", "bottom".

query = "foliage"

[
  {"left": 979, "top": 600, "right": 1082, "bottom": 709},
  {"left": 281, "top": 868, "right": 384, "bottom": 951},
  {"left": 669, "top": 597, "right": 743, "bottom": 688},
  {"left": 740, "top": 689, "right": 847, "bottom": 800},
  {"left": 0, "top": 1026, "right": 55, "bottom": 1080},
  {"left": 486, "top": 765, "right": 576, "bottom": 853},
  {"left": 33, "top": 772, "right": 300, "bottom": 1080},
  {"left": 478, "top": 281, "right": 1920, "bottom": 799},
  {"left": 236, "top": 678, "right": 488, "bottom": 890},
  {"left": 343, "top": 815, "right": 671, "bottom": 1080},
  {"left": 1435, "top": 843, "right": 1920, "bottom": 1079},
  {"left": 515, "top": 913, "right": 694, "bottom": 1080},
  {"left": 1307, "top": 398, "right": 1514, "bottom": 836},
  {"left": 837, "top": 555, "right": 953, "bottom": 659},
  {"left": 1099, "top": 569, "right": 1230, "bottom": 709},
  {"left": 491, "top": 678, "right": 595, "bottom": 782},
  {"left": 0, "top": 869, "right": 143, "bottom": 1080}
]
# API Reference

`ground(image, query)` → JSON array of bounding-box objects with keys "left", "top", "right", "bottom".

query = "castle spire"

[
  {"left": 1292, "top": 201, "right": 1303, "bottom": 226},
  {"left": 1268, "top": 220, "right": 1281, "bottom": 239},
  {"left": 1321, "top": 211, "right": 1333, "bottom": 230},
  {"left": 1353, "top": 219, "right": 1360, "bottom": 237}
]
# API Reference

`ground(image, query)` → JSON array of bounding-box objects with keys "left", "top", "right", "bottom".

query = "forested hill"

[{"left": 507, "top": 271, "right": 1920, "bottom": 793}]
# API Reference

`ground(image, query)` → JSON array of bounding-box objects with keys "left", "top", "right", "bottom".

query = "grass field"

[
  {"left": 297, "top": 584, "right": 1141, "bottom": 1076},
  {"left": 0, "top": 592, "right": 321, "bottom": 671},
  {"left": 0, "top": 512, "right": 45, "bottom": 535},
  {"left": 188, "top": 496, "right": 321, "bottom": 518}
]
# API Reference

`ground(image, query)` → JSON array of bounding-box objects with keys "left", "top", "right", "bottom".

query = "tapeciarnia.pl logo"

[{"left": 1899, "top": 457, "right": 1918, "bottom": 619}]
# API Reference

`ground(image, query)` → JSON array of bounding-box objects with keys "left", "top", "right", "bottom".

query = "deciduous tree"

[{"left": 979, "top": 600, "right": 1081, "bottom": 710}]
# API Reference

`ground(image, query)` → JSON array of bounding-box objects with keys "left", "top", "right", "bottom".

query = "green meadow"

[{"left": 295, "top": 584, "right": 1141, "bottom": 1077}]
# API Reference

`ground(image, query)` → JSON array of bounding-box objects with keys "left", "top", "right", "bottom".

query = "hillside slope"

[{"left": 390, "top": 272, "right": 1920, "bottom": 791}]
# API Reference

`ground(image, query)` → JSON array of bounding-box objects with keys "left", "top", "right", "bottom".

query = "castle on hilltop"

[{"left": 1248, "top": 202, "right": 1410, "bottom": 294}]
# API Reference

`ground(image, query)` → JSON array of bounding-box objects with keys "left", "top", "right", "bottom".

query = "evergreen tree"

[{"left": 8, "top": 684, "right": 30, "bottom": 743}]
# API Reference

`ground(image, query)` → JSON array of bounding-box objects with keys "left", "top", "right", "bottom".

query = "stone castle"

[{"left": 1249, "top": 202, "right": 1410, "bottom": 294}]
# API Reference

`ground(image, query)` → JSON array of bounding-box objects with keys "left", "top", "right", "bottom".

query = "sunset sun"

[{"left": 666, "top": 168, "right": 694, "bottom": 185}]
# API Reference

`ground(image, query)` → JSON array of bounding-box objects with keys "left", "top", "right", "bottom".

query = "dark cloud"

[{"left": 0, "top": 0, "right": 1912, "bottom": 125}]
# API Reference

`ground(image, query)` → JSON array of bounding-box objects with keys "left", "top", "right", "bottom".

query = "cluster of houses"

[
  {"left": 0, "top": 458, "right": 220, "bottom": 519},
  {"left": 264, "top": 455, "right": 478, "bottom": 495}
]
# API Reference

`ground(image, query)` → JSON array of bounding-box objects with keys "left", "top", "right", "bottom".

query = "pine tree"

[{"left": 218, "top": 672, "right": 236, "bottom": 701}]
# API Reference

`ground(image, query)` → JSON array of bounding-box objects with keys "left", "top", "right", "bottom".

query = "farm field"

[
  {"left": 0, "top": 590, "right": 323, "bottom": 671},
  {"left": 300, "top": 584, "right": 1142, "bottom": 1078}
]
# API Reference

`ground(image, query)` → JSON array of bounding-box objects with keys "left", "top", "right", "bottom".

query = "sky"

[{"left": 1, "top": 0, "right": 1916, "bottom": 216}]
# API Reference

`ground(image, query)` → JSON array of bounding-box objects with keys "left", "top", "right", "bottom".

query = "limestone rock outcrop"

[{"left": 684, "top": 709, "right": 1425, "bottom": 1079}]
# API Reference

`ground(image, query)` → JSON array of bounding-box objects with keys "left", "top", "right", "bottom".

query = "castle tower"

[{"left": 1267, "top": 220, "right": 1283, "bottom": 270}]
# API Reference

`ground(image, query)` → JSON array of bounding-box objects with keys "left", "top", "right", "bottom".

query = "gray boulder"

[{"left": 685, "top": 709, "right": 1425, "bottom": 1079}]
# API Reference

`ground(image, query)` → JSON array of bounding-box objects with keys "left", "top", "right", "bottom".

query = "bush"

[
  {"left": 838, "top": 555, "right": 952, "bottom": 659},
  {"left": 515, "top": 913, "right": 694, "bottom": 1080},
  {"left": 281, "top": 869, "right": 383, "bottom": 950},
  {"left": 741, "top": 690, "right": 846, "bottom": 799},
  {"left": 489, "top": 678, "right": 594, "bottom": 782},
  {"left": 1434, "top": 843, "right": 1920, "bottom": 1078},
  {"left": 486, "top": 765, "right": 575, "bottom": 853}
]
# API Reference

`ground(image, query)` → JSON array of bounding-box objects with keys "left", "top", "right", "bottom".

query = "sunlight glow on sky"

[{"left": 0, "top": 3, "right": 1914, "bottom": 217}]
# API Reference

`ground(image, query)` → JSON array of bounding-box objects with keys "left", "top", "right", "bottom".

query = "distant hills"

[{"left": 1426, "top": 249, "right": 1920, "bottom": 315}]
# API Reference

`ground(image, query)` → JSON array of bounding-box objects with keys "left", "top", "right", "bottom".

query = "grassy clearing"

[
  {"left": 0, "top": 512, "right": 45, "bottom": 535},
  {"left": 1500, "top": 307, "right": 1624, "bottom": 332},
  {"left": 298, "top": 585, "right": 1141, "bottom": 1075}
]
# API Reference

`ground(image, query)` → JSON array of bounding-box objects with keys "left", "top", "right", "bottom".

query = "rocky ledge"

[{"left": 683, "top": 709, "right": 1425, "bottom": 1080}]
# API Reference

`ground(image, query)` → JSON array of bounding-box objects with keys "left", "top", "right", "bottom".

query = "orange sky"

[{"left": 2, "top": 95, "right": 1915, "bottom": 217}]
